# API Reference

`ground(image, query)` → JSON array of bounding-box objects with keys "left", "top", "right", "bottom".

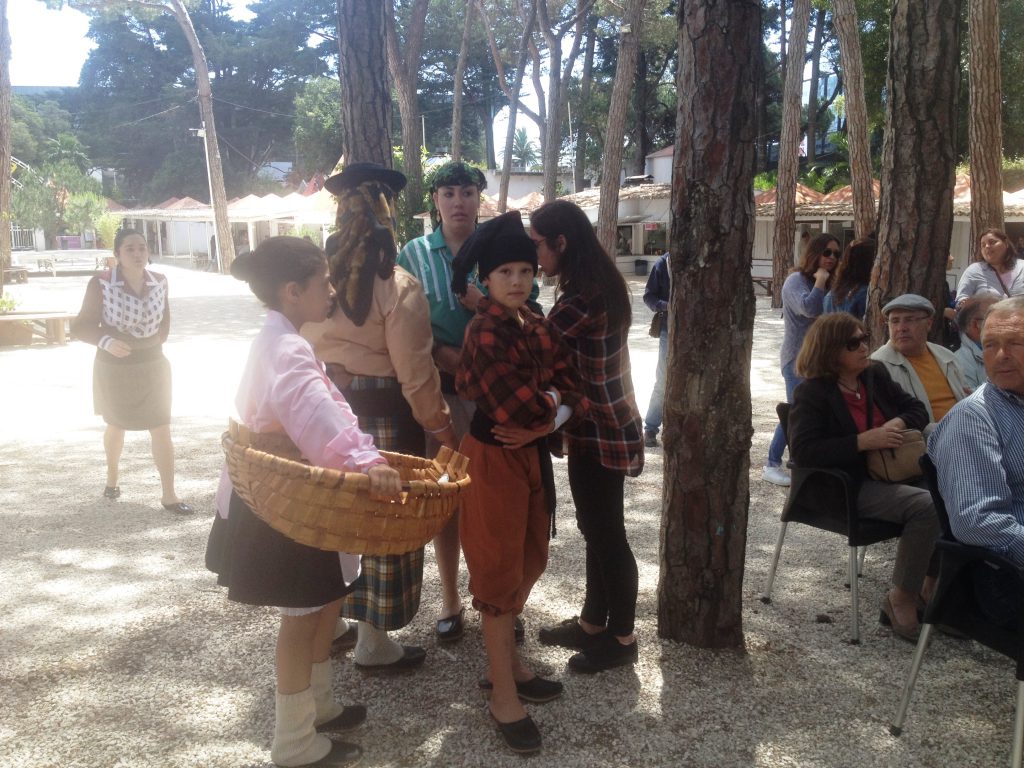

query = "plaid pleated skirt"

[{"left": 335, "top": 374, "right": 427, "bottom": 630}]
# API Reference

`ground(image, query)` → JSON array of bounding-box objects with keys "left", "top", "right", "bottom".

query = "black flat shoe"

[
  {"left": 488, "top": 708, "right": 542, "bottom": 754},
  {"left": 436, "top": 608, "right": 465, "bottom": 643},
  {"left": 316, "top": 704, "right": 367, "bottom": 733},
  {"left": 567, "top": 632, "right": 638, "bottom": 673},
  {"left": 538, "top": 617, "right": 601, "bottom": 650},
  {"left": 478, "top": 675, "right": 563, "bottom": 703},
  {"left": 330, "top": 625, "right": 358, "bottom": 655},
  {"left": 103, "top": 486, "right": 120, "bottom": 500},
  {"left": 353, "top": 645, "right": 426, "bottom": 672},
  {"left": 514, "top": 616, "right": 525, "bottom": 645},
  {"left": 162, "top": 501, "right": 195, "bottom": 515}
]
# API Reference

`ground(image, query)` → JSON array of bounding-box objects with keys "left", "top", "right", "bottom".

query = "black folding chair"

[
  {"left": 761, "top": 403, "right": 905, "bottom": 643},
  {"left": 890, "top": 454, "right": 1024, "bottom": 767}
]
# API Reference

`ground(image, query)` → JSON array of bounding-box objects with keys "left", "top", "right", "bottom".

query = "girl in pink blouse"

[{"left": 206, "top": 236, "right": 401, "bottom": 768}]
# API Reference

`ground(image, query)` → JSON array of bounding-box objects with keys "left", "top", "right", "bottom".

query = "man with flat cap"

[{"left": 870, "top": 293, "right": 967, "bottom": 431}]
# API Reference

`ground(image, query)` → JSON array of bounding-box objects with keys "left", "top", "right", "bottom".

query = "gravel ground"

[{"left": 0, "top": 264, "right": 1015, "bottom": 768}]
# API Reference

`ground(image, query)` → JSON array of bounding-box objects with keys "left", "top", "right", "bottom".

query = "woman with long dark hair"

[
  {"left": 506, "top": 199, "right": 644, "bottom": 673},
  {"left": 762, "top": 232, "right": 840, "bottom": 487},
  {"left": 824, "top": 237, "right": 875, "bottom": 319}
]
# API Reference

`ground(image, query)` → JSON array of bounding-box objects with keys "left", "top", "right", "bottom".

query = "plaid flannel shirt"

[
  {"left": 546, "top": 290, "right": 645, "bottom": 476},
  {"left": 456, "top": 297, "right": 585, "bottom": 431}
]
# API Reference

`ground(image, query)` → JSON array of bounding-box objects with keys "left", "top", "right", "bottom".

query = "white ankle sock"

[
  {"left": 353, "top": 621, "right": 403, "bottom": 665},
  {"left": 270, "top": 687, "right": 332, "bottom": 766},
  {"left": 333, "top": 618, "right": 351, "bottom": 640},
  {"left": 310, "top": 660, "right": 343, "bottom": 725}
]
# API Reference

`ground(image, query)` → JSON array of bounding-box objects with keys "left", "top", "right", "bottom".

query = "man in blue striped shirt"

[{"left": 929, "top": 296, "right": 1024, "bottom": 568}]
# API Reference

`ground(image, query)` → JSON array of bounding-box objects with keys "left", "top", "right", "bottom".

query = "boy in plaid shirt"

[{"left": 452, "top": 211, "right": 586, "bottom": 755}]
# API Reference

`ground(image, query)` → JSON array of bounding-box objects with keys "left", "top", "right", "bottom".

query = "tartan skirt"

[{"left": 335, "top": 374, "right": 427, "bottom": 630}]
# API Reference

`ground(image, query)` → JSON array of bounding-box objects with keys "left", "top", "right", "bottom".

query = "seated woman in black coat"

[{"left": 788, "top": 312, "right": 940, "bottom": 642}]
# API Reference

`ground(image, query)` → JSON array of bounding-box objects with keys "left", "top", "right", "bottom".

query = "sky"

[
  {"left": 10, "top": 1, "right": 548, "bottom": 158},
  {"left": 11, "top": 3, "right": 95, "bottom": 87}
]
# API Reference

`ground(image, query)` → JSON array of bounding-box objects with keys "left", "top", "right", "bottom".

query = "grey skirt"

[{"left": 93, "top": 346, "right": 171, "bottom": 430}]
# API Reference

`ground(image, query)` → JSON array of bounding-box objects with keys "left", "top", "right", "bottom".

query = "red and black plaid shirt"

[
  {"left": 456, "top": 297, "right": 585, "bottom": 430},
  {"left": 546, "top": 290, "right": 644, "bottom": 476}
]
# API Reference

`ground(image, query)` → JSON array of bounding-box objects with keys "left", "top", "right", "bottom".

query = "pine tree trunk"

[
  {"left": 337, "top": 0, "right": 392, "bottom": 166},
  {"left": 968, "top": 0, "right": 1004, "bottom": 253},
  {"left": 658, "top": 0, "right": 760, "bottom": 649},
  {"left": 832, "top": 0, "right": 875, "bottom": 238},
  {"left": 499, "top": 3, "right": 537, "bottom": 211},
  {"left": 574, "top": 13, "right": 597, "bottom": 193},
  {"left": 770, "top": 0, "right": 811, "bottom": 308},
  {"left": 450, "top": 0, "right": 474, "bottom": 162},
  {"left": 805, "top": 8, "right": 825, "bottom": 163},
  {"left": 168, "top": 0, "right": 235, "bottom": 273},
  {"left": 596, "top": 0, "right": 646, "bottom": 255},
  {"left": 867, "top": 0, "right": 961, "bottom": 345},
  {"left": 385, "top": 0, "right": 429, "bottom": 234},
  {"left": 0, "top": 0, "right": 10, "bottom": 295}
]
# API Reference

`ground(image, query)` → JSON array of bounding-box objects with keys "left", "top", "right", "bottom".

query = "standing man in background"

[{"left": 643, "top": 252, "right": 670, "bottom": 448}]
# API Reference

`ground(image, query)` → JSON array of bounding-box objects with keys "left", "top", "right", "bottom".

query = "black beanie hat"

[{"left": 450, "top": 211, "right": 537, "bottom": 294}]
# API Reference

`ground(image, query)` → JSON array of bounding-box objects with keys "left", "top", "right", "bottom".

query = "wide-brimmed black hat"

[{"left": 324, "top": 162, "right": 407, "bottom": 195}]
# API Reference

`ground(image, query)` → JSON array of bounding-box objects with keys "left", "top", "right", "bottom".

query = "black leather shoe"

[
  {"left": 307, "top": 738, "right": 362, "bottom": 766},
  {"left": 330, "top": 625, "right": 358, "bottom": 655},
  {"left": 488, "top": 709, "right": 542, "bottom": 754},
  {"left": 567, "top": 632, "right": 638, "bottom": 673},
  {"left": 316, "top": 705, "right": 367, "bottom": 733},
  {"left": 353, "top": 645, "right": 426, "bottom": 672},
  {"left": 162, "top": 501, "right": 195, "bottom": 515},
  {"left": 103, "top": 486, "right": 120, "bottom": 500},
  {"left": 538, "top": 617, "right": 601, "bottom": 650},
  {"left": 478, "top": 675, "right": 563, "bottom": 703},
  {"left": 514, "top": 616, "right": 525, "bottom": 645},
  {"left": 436, "top": 608, "right": 465, "bottom": 643}
]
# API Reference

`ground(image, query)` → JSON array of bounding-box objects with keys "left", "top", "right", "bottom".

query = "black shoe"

[
  {"left": 306, "top": 738, "right": 362, "bottom": 766},
  {"left": 353, "top": 645, "right": 426, "bottom": 672},
  {"left": 478, "top": 675, "right": 563, "bottom": 704},
  {"left": 488, "top": 708, "right": 542, "bottom": 754},
  {"left": 436, "top": 608, "right": 465, "bottom": 643},
  {"left": 103, "top": 485, "right": 120, "bottom": 500},
  {"left": 514, "top": 616, "right": 525, "bottom": 645},
  {"left": 538, "top": 617, "right": 601, "bottom": 650},
  {"left": 567, "top": 632, "right": 638, "bottom": 673},
  {"left": 162, "top": 501, "right": 195, "bottom": 515},
  {"left": 330, "top": 625, "right": 358, "bottom": 655},
  {"left": 644, "top": 431, "right": 658, "bottom": 448},
  {"left": 316, "top": 705, "right": 367, "bottom": 733}
]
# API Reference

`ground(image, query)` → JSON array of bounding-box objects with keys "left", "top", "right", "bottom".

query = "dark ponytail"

[{"left": 231, "top": 236, "right": 325, "bottom": 308}]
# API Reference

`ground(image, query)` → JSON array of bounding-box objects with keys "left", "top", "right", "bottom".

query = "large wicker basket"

[{"left": 222, "top": 419, "right": 471, "bottom": 555}]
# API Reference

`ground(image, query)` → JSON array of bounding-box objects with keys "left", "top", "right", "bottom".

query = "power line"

[{"left": 211, "top": 96, "right": 295, "bottom": 118}]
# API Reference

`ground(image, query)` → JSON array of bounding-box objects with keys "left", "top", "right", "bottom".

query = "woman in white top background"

[{"left": 956, "top": 228, "right": 1024, "bottom": 305}]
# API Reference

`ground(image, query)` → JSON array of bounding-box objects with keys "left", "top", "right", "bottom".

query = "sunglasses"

[
  {"left": 823, "top": 248, "right": 841, "bottom": 258},
  {"left": 845, "top": 333, "right": 870, "bottom": 351}
]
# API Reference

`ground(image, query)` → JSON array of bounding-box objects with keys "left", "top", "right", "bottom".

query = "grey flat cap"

[{"left": 882, "top": 293, "right": 935, "bottom": 316}]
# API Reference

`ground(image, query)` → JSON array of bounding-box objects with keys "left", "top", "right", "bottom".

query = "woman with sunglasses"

[
  {"left": 788, "top": 313, "right": 939, "bottom": 642},
  {"left": 763, "top": 234, "right": 841, "bottom": 487}
]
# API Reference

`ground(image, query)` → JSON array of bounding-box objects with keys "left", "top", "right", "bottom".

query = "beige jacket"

[
  {"left": 302, "top": 266, "right": 450, "bottom": 432},
  {"left": 870, "top": 341, "right": 967, "bottom": 427}
]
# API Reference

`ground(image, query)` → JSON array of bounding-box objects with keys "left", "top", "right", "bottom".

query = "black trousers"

[{"left": 568, "top": 453, "right": 638, "bottom": 637}]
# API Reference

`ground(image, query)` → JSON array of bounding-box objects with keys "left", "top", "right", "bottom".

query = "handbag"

[
  {"left": 649, "top": 310, "right": 665, "bottom": 338},
  {"left": 866, "top": 429, "right": 926, "bottom": 483}
]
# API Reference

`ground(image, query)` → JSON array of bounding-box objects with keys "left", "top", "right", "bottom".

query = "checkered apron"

[{"left": 337, "top": 375, "right": 426, "bottom": 629}]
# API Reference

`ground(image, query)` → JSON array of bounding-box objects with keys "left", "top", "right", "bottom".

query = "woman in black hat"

[{"left": 305, "top": 162, "right": 458, "bottom": 671}]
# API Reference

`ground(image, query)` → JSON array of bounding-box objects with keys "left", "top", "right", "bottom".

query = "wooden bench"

[
  {"left": 751, "top": 259, "right": 774, "bottom": 295},
  {"left": 0, "top": 311, "right": 75, "bottom": 345}
]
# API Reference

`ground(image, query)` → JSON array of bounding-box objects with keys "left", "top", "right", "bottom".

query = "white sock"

[
  {"left": 310, "top": 660, "right": 343, "bottom": 725},
  {"left": 270, "top": 687, "right": 332, "bottom": 767},
  {"left": 353, "top": 621, "right": 403, "bottom": 665},
  {"left": 333, "top": 618, "right": 352, "bottom": 640}
]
